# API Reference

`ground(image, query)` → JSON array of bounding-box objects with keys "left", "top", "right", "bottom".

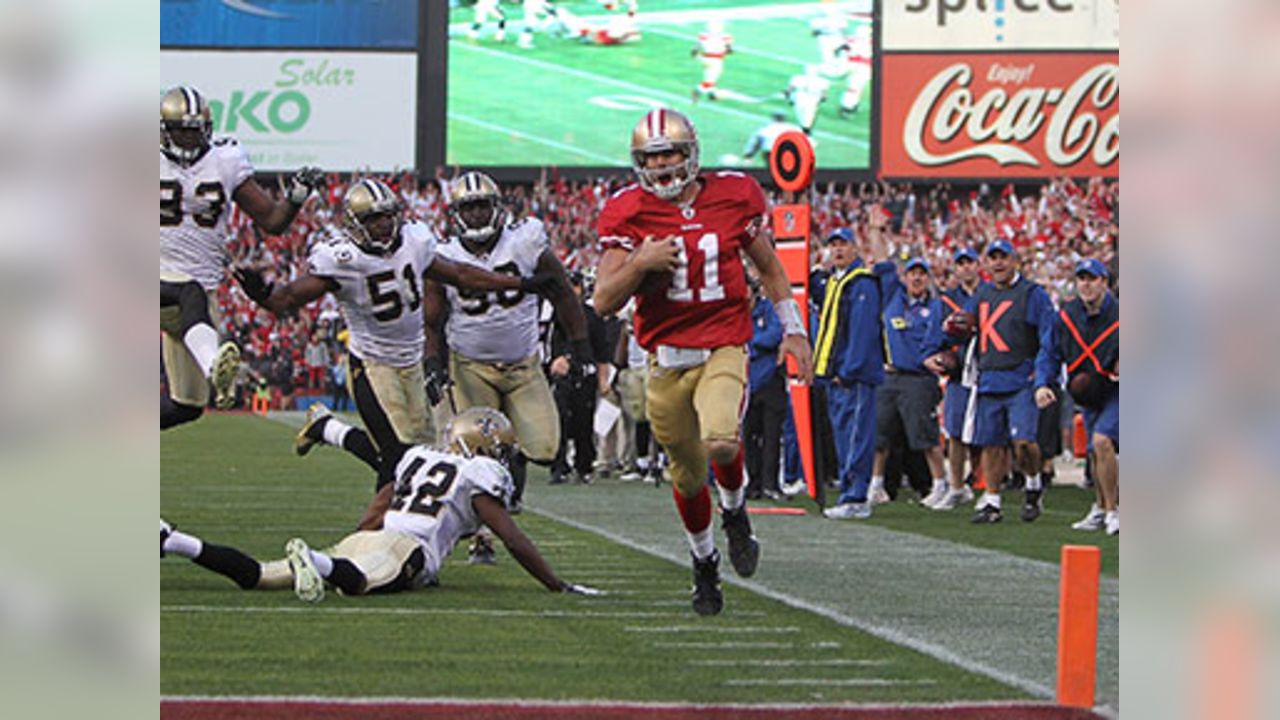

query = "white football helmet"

[
  {"left": 447, "top": 171, "right": 508, "bottom": 254},
  {"left": 342, "top": 179, "right": 402, "bottom": 254},
  {"left": 630, "top": 108, "right": 700, "bottom": 200},
  {"left": 160, "top": 86, "right": 212, "bottom": 165}
]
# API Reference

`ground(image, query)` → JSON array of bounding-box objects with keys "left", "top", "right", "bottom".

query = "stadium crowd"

[{"left": 210, "top": 171, "right": 1117, "bottom": 412}]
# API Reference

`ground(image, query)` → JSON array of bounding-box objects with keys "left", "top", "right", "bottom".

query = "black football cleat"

[
  {"left": 690, "top": 550, "right": 723, "bottom": 616},
  {"left": 971, "top": 504, "right": 1003, "bottom": 524},
  {"left": 720, "top": 505, "right": 760, "bottom": 578},
  {"left": 1021, "top": 489, "right": 1043, "bottom": 522}
]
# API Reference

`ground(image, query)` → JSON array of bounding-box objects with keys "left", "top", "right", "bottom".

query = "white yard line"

[
  {"left": 625, "top": 625, "right": 800, "bottom": 634},
  {"left": 163, "top": 605, "right": 700, "bottom": 620},
  {"left": 651, "top": 641, "right": 798, "bottom": 649},
  {"left": 689, "top": 658, "right": 890, "bottom": 667},
  {"left": 726, "top": 678, "right": 936, "bottom": 687}
]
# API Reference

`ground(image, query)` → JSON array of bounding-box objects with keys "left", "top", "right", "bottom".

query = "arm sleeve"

[
  {"left": 596, "top": 193, "right": 637, "bottom": 253},
  {"left": 221, "top": 141, "right": 255, "bottom": 194}
]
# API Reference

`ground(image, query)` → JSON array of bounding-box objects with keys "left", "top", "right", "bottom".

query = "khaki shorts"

[
  {"left": 645, "top": 345, "right": 748, "bottom": 496},
  {"left": 160, "top": 271, "right": 218, "bottom": 407},
  {"left": 350, "top": 356, "right": 435, "bottom": 447},
  {"left": 328, "top": 530, "right": 432, "bottom": 593},
  {"left": 449, "top": 352, "right": 560, "bottom": 463}
]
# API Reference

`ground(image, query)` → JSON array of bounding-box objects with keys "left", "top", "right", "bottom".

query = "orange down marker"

[{"left": 1057, "top": 545, "right": 1101, "bottom": 709}]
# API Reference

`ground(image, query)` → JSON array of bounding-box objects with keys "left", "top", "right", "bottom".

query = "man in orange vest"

[{"left": 1059, "top": 259, "right": 1119, "bottom": 535}]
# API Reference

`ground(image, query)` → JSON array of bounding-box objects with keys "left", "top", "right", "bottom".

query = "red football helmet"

[{"left": 629, "top": 108, "right": 700, "bottom": 200}]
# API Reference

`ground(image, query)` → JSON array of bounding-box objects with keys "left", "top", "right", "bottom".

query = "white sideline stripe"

[
  {"left": 690, "top": 658, "right": 890, "bottom": 667},
  {"left": 163, "top": 605, "right": 697, "bottom": 620},
  {"left": 453, "top": 42, "right": 867, "bottom": 149},
  {"left": 726, "top": 678, "right": 936, "bottom": 687},
  {"left": 651, "top": 641, "right": 797, "bottom": 649},
  {"left": 163, "top": 695, "right": 1052, "bottom": 713},
  {"left": 449, "top": 112, "right": 620, "bottom": 163},
  {"left": 529, "top": 506, "right": 1056, "bottom": 699},
  {"left": 626, "top": 625, "right": 799, "bottom": 634}
]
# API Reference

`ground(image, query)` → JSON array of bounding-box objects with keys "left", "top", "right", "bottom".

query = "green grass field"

[
  {"left": 162, "top": 412, "right": 1118, "bottom": 713},
  {"left": 445, "top": 1, "right": 873, "bottom": 170}
]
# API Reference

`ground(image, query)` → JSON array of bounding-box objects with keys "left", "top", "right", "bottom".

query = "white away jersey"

[
  {"left": 437, "top": 217, "right": 547, "bottom": 363},
  {"left": 308, "top": 221, "right": 439, "bottom": 366},
  {"left": 160, "top": 138, "right": 254, "bottom": 290},
  {"left": 382, "top": 446, "right": 514, "bottom": 581}
]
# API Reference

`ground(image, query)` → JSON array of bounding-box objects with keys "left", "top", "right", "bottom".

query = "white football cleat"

[
  {"left": 1072, "top": 503, "right": 1106, "bottom": 531},
  {"left": 1104, "top": 509, "right": 1119, "bottom": 536},
  {"left": 869, "top": 488, "right": 891, "bottom": 506},
  {"left": 211, "top": 341, "right": 241, "bottom": 409},
  {"left": 285, "top": 538, "right": 325, "bottom": 603}
]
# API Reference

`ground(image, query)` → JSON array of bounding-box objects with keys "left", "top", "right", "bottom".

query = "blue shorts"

[
  {"left": 970, "top": 387, "right": 1039, "bottom": 448},
  {"left": 1083, "top": 385, "right": 1119, "bottom": 449},
  {"left": 943, "top": 382, "right": 970, "bottom": 440}
]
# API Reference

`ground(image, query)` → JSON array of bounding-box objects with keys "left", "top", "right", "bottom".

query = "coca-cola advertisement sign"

[{"left": 881, "top": 53, "right": 1118, "bottom": 178}]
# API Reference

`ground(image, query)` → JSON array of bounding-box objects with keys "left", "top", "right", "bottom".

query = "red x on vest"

[
  {"left": 940, "top": 294, "right": 963, "bottom": 315},
  {"left": 979, "top": 300, "right": 1012, "bottom": 354},
  {"left": 1060, "top": 309, "right": 1118, "bottom": 375}
]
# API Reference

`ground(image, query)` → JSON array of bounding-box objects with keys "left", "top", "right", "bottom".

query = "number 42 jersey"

[
  {"left": 382, "top": 446, "right": 514, "bottom": 581},
  {"left": 308, "top": 221, "right": 439, "bottom": 367},
  {"left": 596, "top": 172, "right": 766, "bottom": 351}
]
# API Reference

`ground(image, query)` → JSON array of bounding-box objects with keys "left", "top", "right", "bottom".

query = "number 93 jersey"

[
  {"left": 308, "top": 221, "right": 439, "bottom": 367},
  {"left": 382, "top": 446, "right": 514, "bottom": 580},
  {"left": 160, "top": 138, "right": 254, "bottom": 291},
  {"left": 596, "top": 172, "right": 766, "bottom": 351},
  {"left": 437, "top": 217, "right": 547, "bottom": 363}
]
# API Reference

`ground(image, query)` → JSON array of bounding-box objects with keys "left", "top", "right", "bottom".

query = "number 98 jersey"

[
  {"left": 596, "top": 172, "right": 766, "bottom": 351},
  {"left": 308, "top": 221, "right": 439, "bottom": 367},
  {"left": 382, "top": 446, "right": 514, "bottom": 580},
  {"left": 159, "top": 138, "right": 254, "bottom": 291},
  {"left": 437, "top": 217, "right": 548, "bottom": 363}
]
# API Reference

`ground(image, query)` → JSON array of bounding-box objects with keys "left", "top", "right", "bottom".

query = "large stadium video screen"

[{"left": 446, "top": 1, "right": 874, "bottom": 171}]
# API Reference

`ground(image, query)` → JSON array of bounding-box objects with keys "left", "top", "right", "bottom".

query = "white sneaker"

[
  {"left": 823, "top": 502, "right": 872, "bottom": 520},
  {"left": 1072, "top": 503, "right": 1106, "bottom": 531},
  {"left": 1104, "top": 510, "right": 1119, "bottom": 536},
  {"left": 869, "top": 488, "right": 891, "bottom": 506},
  {"left": 780, "top": 479, "right": 807, "bottom": 497},
  {"left": 295, "top": 403, "right": 332, "bottom": 456},
  {"left": 285, "top": 538, "right": 325, "bottom": 603},
  {"left": 932, "top": 486, "right": 973, "bottom": 511},
  {"left": 920, "top": 485, "right": 948, "bottom": 509},
  {"left": 211, "top": 341, "right": 241, "bottom": 409}
]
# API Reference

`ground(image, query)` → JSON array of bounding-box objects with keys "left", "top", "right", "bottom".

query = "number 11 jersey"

[{"left": 596, "top": 172, "right": 766, "bottom": 351}]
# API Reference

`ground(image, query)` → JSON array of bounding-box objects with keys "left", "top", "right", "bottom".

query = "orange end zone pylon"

[{"left": 1057, "top": 545, "right": 1100, "bottom": 709}]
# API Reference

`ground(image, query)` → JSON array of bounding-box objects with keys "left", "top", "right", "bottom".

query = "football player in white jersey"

[
  {"left": 161, "top": 408, "right": 603, "bottom": 600},
  {"left": 425, "top": 171, "right": 589, "bottom": 511},
  {"left": 233, "top": 179, "right": 558, "bottom": 496},
  {"left": 160, "top": 85, "right": 324, "bottom": 429}
]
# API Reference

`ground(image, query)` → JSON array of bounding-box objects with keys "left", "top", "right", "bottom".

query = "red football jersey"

[{"left": 597, "top": 172, "right": 766, "bottom": 350}]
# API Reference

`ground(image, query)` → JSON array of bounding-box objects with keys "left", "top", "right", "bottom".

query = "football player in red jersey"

[{"left": 594, "top": 108, "right": 813, "bottom": 615}]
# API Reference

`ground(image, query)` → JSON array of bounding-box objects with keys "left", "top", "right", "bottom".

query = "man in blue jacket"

[
  {"left": 873, "top": 257, "right": 947, "bottom": 506},
  {"left": 743, "top": 279, "right": 788, "bottom": 500},
  {"left": 1059, "top": 258, "right": 1119, "bottom": 535},
  {"left": 815, "top": 208, "right": 897, "bottom": 520},
  {"left": 927, "top": 240, "right": 1059, "bottom": 524}
]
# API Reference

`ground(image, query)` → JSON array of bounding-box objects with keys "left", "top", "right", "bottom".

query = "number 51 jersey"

[
  {"left": 382, "top": 446, "right": 514, "bottom": 581},
  {"left": 308, "top": 221, "right": 439, "bottom": 367},
  {"left": 596, "top": 172, "right": 765, "bottom": 351}
]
